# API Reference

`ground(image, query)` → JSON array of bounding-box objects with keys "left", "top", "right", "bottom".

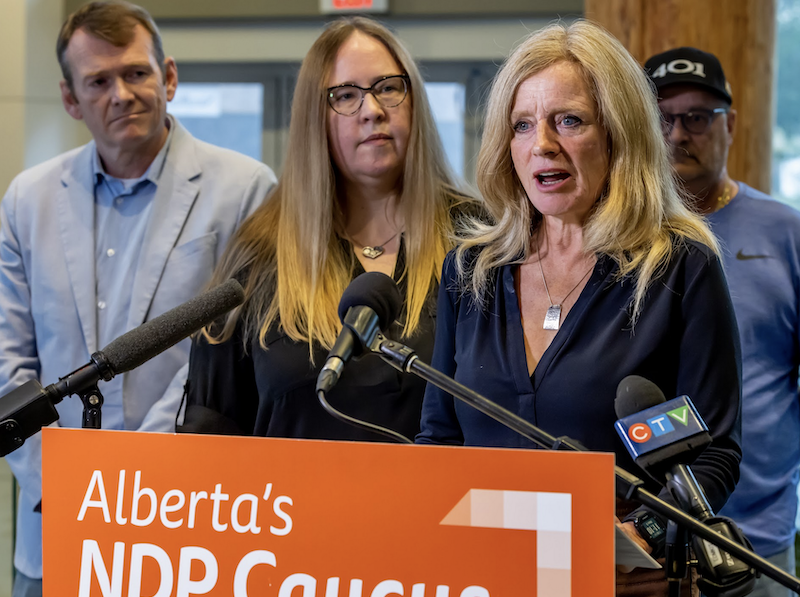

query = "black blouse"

[
  {"left": 418, "top": 240, "right": 743, "bottom": 511},
  {"left": 179, "top": 242, "right": 435, "bottom": 442}
]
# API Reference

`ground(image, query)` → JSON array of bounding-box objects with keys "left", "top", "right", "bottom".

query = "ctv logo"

[{"left": 628, "top": 405, "right": 690, "bottom": 443}]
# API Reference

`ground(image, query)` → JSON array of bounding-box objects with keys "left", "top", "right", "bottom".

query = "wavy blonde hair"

[
  {"left": 458, "top": 19, "right": 717, "bottom": 321},
  {"left": 207, "top": 16, "right": 464, "bottom": 351}
]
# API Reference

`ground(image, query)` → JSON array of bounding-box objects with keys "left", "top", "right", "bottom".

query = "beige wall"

[
  {"left": 0, "top": 0, "right": 89, "bottom": 195},
  {"left": 0, "top": 0, "right": 29, "bottom": 195},
  {"left": 65, "top": 0, "right": 582, "bottom": 19},
  {"left": 161, "top": 18, "right": 555, "bottom": 63}
]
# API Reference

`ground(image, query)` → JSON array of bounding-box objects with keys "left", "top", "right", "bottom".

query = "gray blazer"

[{"left": 0, "top": 118, "right": 276, "bottom": 576}]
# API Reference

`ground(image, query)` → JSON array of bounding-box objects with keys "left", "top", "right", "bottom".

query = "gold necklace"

[
  {"left": 715, "top": 183, "right": 733, "bottom": 212},
  {"left": 347, "top": 228, "right": 402, "bottom": 259}
]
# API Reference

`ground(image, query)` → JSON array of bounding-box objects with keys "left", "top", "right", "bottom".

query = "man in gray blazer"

[{"left": 0, "top": 2, "right": 276, "bottom": 594}]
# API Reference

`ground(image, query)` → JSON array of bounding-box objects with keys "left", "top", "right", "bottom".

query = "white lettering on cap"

[{"left": 651, "top": 60, "right": 707, "bottom": 79}]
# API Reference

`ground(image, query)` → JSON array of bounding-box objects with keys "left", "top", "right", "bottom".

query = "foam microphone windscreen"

[
  {"left": 101, "top": 278, "right": 245, "bottom": 375},
  {"left": 337, "top": 271, "right": 402, "bottom": 329},
  {"left": 615, "top": 375, "right": 667, "bottom": 419}
]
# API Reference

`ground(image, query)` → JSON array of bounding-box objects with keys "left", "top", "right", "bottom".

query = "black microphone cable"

[
  {"left": 316, "top": 272, "right": 412, "bottom": 444},
  {"left": 316, "top": 386, "right": 412, "bottom": 444}
]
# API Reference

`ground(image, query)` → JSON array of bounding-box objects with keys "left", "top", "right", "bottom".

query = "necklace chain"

[
  {"left": 715, "top": 182, "right": 733, "bottom": 212},
  {"left": 347, "top": 228, "right": 402, "bottom": 259},
  {"left": 536, "top": 238, "right": 594, "bottom": 331}
]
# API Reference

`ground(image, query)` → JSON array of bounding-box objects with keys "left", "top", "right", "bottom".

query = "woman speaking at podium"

[
  {"left": 416, "top": 20, "right": 742, "bottom": 596},
  {"left": 178, "top": 17, "right": 472, "bottom": 441}
]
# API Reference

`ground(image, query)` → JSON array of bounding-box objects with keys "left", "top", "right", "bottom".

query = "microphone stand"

[
  {"left": 45, "top": 351, "right": 114, "bottom": 430},
  {"left": 374, "top": 335, "right": 800, "bottom": 594},
  {"left": 0, "top": 355, "right": 111, "bottom": 456},
  {"left": 665, "top": 521, "right": 690, "bottom": 597}
]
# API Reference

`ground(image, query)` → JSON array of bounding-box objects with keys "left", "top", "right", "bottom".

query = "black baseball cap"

[{"left": 644, "top": 47, "right": 732, "bottom": 105}]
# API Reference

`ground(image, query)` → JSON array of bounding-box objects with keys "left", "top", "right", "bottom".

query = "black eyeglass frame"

[
  {"left": 660, "top": 107, "right": 729, "bottom": 135},
  {"left": 326, "top": 74, "right": 410, "bottom": 116}
]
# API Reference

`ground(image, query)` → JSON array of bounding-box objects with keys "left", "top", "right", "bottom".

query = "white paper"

[{"left": 615, "top": 525, "right": 662, "bottom": 572}]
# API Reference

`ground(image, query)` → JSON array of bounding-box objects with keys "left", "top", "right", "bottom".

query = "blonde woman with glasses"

[{"left": 178, "top": 17, "right": 474, "bottom": 441}]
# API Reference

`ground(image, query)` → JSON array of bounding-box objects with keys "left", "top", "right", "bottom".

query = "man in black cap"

[
  {"left": 647, "top": 47, "right": 735, "bottom": 210},
  {"left": 646, "top": 47, "right": 800, "bottom": 597}
]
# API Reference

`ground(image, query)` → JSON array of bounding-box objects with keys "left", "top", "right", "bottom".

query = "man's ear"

[
  {"left": 60, "top": 80, "right": 83, "bottom": 121},
  {"left": 726, "top": 108, "right": 736, "bottom": 147},
  {"left": 164, "top": 57, "right": 178, "bottom": 102}
]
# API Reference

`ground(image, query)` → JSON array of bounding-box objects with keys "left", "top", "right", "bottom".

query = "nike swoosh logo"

[{"left": 736, "top": 250, "right": 771, "bottom": 261}]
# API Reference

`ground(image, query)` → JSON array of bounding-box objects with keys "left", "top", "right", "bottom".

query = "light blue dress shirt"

[{"left": 90, "top": 123, "right": 173, "bottom": 429}]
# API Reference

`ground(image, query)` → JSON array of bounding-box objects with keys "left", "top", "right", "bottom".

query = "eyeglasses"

[
  {"left": 660, "top": 108, "right": 729, "bottom": 135},
  {"left": 327, "top": 75, "right": 410, "bottom": 116}
]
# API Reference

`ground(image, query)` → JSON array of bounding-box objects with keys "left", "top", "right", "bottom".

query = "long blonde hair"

[
  {"left": 459, "top": 19, "right": 717, "bottom": 321},
  {"left": 208, "top": 17, "right": 464, "bottom": 350}
]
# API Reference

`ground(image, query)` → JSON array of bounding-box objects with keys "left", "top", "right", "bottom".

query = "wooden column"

[{"left": 585, "top": 0, "right": 776, "bottom": 194}]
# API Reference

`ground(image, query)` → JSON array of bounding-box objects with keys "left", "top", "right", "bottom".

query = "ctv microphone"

[
  {"left": 315, "top": 272, "right": 402, "bottom": 395},
  {"left": 0, "top": 279, "right": 245, "bottom": 456},
  {"left": 615, "top": 375, "right": 756, "bottom": 595},
  {"left": 615, "top": 375, "right": 712, "bottom": 488}
]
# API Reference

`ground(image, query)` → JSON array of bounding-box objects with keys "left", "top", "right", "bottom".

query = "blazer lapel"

[
  {"left": 57, "top": 143, "right": 98, "bottom": 354},
  {"left": 127, "top": 122, "right": 201, "bottom": 328}
]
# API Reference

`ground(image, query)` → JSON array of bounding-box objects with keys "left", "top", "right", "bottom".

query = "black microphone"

[
  {"left": 0, "top": 279, "right": 244, "bottom": 456},
  {"left": 315, "top": 272, "right": 402, "bottom": 395},
  {"left": 615, "top": 376, "right": 717, "bottom": 519},
  {"left": 615, "top": 375, "right": 756, "bottom": 596},
  {"left": 92, "top": 277, "right": 244, "bottom": 377},
  {"left": 615, "top": 375, "right": 713, "bottom": 510}
]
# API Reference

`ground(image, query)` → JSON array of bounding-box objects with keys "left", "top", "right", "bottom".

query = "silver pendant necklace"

[
  {"left": 536, "top": 241, "right": 594, "bottom": 331},
  {"left": 349, "top": 228, "right": 402, "bottom": 259}
]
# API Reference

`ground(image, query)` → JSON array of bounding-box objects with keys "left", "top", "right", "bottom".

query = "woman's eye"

[
  {"left": 333, "top": 88, "right": 357, "bottom": 102},
  {"left": 513, "top": 121, "right": 530, "bottom": 133},
  {"left": 562, "top": 115, "right": 582, "bottom": 127}
]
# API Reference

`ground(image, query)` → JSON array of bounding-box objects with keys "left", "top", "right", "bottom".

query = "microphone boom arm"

[
  {"left": 0, "top": 279, "right": 245, "bottom": 456},
  {"left": 373, "top": 335, "right": 800, "bottom": 594}
]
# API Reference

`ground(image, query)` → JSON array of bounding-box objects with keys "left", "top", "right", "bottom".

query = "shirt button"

[
  {"left": 107, "top": 248, "right": 115, "bottom": 257},
  {"left": 115, "top": 197, "right": 123, "bottom": 206},
  {"left": 98, "top": 301, "right": 106, "bottom": 310}
]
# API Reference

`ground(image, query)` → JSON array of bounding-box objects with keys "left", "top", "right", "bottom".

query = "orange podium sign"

[{"left": 42, "top": 428, "right": 615, "bottom": 596}]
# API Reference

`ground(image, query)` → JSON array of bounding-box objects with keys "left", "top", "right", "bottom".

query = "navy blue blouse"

[{"left": 418, "top": 240, "right": 742, "bottom": 511}]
